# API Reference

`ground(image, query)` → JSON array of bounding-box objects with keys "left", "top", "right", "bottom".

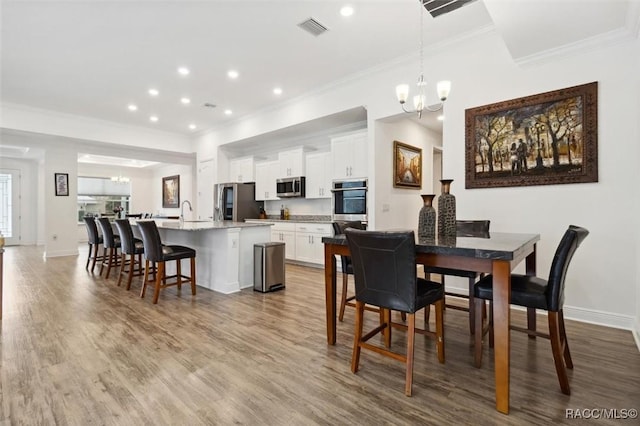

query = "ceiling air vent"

[
  {"left": 298, "top": 17, "right": 328, "bottom": 37},
  {"left": 422, "top": 0, "right": 477, "bottom": 18}
]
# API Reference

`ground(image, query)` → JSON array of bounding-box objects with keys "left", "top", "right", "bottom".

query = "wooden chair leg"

[
  {"left": 189, "top": 258, "right": 196, "bottom": 295},
  {"left": 126, "top": 254, "right": 135, "bottom": 290},
  {"left": 405, "top": 313, "right": 416, "bottom": 397},
  {"left": 85, "top": 243, "right": 92, "bottom": 269},
  {"left": 99, "top": 247, "right": 107, "bottom": 275},
  {"left": 90, "top": 244, "right": 100, "bottom": 273},
  {"left": 384, "top": 309, "right": 391, "bottom": 348},
  {"left": 558, "top": 310, "right": 573, "bottom": 369},
  {"left": 105, "top": 247, "right": 115, "bottom": 279},
  {"left": 152, "top": 262, "right": 165, "bottom": 304},
  {"left": 141, "top": 259, "right": 150, "bottom": 298},
  {"left": 176, "top": 260, "right": 182, "bottom": 291},
  {"left": 488, "top": 301, "right": 494, "bottom": 348},
  {"left": 116, "top": 253, "right": 126, "bottom": 286},
  {"left": 527, "top": 307, "right": 537, "bottom": 339},
  {"left": 351, "top": 301, "right": 365, "bottom": 373},
  {"left": 339, "top": 272, "right": 349, "bottom": 322},
  {"left": 468, "top": 276, "right": 476, "bottom": 335},
  {"left": 549, "top": 311, "right": 571, "bottom": 395},
  {"left": 423, "top": 305, "right": 430, "bottom": 324},
  {"left": 474, "top": 297, "right": 484, "bottom": 368}
]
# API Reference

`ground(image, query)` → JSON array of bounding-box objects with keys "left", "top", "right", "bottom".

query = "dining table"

[{"left": 322, "top": 230, "right": 540, "bottom": 415}]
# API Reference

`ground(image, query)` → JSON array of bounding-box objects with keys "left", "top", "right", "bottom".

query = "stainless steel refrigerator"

[{"left": 214, "top": 182, "right": 259, "bottom": 222}]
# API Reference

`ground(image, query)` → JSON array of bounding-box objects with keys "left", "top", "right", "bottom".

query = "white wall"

[
  {"left": 152, "top": 164, "right": 197, "bottom": 219},
  {"left": 0, "top": 157, "right": 39, "bottom": 245},
  {"left": 373, "top": 118, "right": 442, "bottom": 231}
]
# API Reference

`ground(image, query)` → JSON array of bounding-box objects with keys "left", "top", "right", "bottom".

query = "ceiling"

[{"left": 1, "top": 0, "right": 637, "bottom": 141}]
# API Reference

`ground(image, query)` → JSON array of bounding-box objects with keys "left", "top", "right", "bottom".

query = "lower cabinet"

[
  {"left": 246, "top": 220, "right": 333, "bottom": 265},
  {"left": 294, "top": 223, "right": 333, "bottom": 265}
]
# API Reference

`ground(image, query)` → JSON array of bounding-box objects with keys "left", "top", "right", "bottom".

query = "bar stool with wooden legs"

[
  {"left": 136, "top": 220, "right": 196, "bottom": 304},
  {"left": 96, "top": 217, "right": 121, "bottom": 279},
  {"left": 114, "top": 219, "right": 145, "bottom": 290},
  {"left": 83, "top": 216, "right": 104, "bottom": 273}
]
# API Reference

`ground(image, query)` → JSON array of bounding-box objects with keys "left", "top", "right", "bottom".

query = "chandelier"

[
  {"left": 110, "top": 175, "right": 130, "bottom": 183},
  {"left": 395, "top": 0, "right": 451, "bottom": 118}
]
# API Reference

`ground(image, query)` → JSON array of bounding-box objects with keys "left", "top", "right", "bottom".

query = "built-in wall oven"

[{"left": 331, "top": 179, "right": 367, "bottom": 223}]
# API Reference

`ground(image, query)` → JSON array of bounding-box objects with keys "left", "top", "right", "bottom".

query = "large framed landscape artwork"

[
  {"left": 394, "top": 141, "right": 422, "bottom": 189},
  {"left": 465, "top": 82, "right": 598, "bottom": 189}
]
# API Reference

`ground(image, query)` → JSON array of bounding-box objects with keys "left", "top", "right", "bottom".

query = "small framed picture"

[
  {"left": 162, "top": 175, "right": 180, "bottom": 208},
  {"left": 393, "top": 141, "right": 422, "bottom": 189},
  {"left": 55, "top": 173, "right": 69, "bottom": 196}
]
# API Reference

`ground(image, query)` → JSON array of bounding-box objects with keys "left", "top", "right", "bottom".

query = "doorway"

[{"left": 0, "top": 169, "right": 21, "bottom": 245}]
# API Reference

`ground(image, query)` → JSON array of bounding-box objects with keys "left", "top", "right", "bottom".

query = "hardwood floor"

[{"left": 1, "top": 245, "right": 639, "bottom": 425}]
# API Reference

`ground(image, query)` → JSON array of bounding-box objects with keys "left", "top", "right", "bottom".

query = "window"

[{"left": 77, "top": 177, "right": 131, "bottom": 222}]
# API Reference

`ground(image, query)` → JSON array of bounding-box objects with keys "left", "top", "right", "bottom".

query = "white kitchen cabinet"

[
  {"left": 255, "top": 160, "right": 279, "bottom": 201},
  {"left": 331, "top": 131, "right": 367, "bottom": 179},
  {"left": 294, "top": 223, "right": 333, "bottom": 264},
  {"left": 229, "top": 157, "right": 255, "bottom": 182},
  {"left": 305, "top": 152, "right": 332, "bottom": 199},
  {"left": 278, "top": 148, "right": 305, "bottom": 177},
  {"left": 271, "top": 222, "right": 296, "bottom": 260}
]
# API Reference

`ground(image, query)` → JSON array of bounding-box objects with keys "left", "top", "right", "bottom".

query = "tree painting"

[{"left": 465, "top": 82, "right": 598, "bottom": 189}]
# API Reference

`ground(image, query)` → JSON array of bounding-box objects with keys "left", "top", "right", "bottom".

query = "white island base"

[{"left": 152, "top": 221, "right": 272, "bottom": 294}]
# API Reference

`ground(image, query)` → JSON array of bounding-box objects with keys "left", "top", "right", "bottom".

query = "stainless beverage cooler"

[{"left": 253, "top": 242, "right": 285, "bottom": 292}]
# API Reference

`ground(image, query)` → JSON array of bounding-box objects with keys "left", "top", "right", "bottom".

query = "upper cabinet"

[
  {"left": 278, "top": 148, "right": 305, "bottom": 178},
  {"left": 331, "top": 130, "right": 367, "bottom": 179},
  {"left": 229, "top": 157, "right": 255, "bottom": 183},
  {"left": 255, "top": 160, "right": 279, "bottom": 201},
  {"left": 305, "top": 152, "right": 332, "bottom": 199}
]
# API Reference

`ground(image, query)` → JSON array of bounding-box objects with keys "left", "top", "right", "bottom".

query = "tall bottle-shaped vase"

[
  {"left": 418, "top": 194, "right": 436, "bottom": 239},
  {"left": 437, "top": 179, "right": 456, "bottom": 237}
]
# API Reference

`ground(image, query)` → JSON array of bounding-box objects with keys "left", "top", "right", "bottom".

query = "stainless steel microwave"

[{"left": 276, "top": 176, "right": 305, "bottom": 198}]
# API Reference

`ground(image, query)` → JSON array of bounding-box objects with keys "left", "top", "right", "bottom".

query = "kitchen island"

[{"left": 147, "top": 220, "right": 273, "bottom": 294}]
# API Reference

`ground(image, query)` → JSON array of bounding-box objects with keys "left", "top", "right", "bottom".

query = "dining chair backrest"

[
  {"left": 546, "top": 225, "right": 589, "bottom": 312},
  {"left": 456, "top": 220, "right": 490, "bottom": 238},
  {"left": 345, "top": 229, "right": 419, "bottom": 313},
  {"left": 96, "top": 217, "right": 118, "bottom": 248},
  {"left": 114, "top": 219, "right": 136, "bottom": 255},
  {"left": 332, "top": 221, "right": 365, "bottom": 271},
  {"left": 83, "top": 216, "right": 101, "bottom": 244},
  {"left": 136, "top": 220, "right": 164, "bottom": 262}
]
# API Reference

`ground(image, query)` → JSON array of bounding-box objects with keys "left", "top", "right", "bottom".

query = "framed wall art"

[
  {"left": 54, "top": 173, "right": 69, "bottom": 196},
  {"left": 162, "top": 175, "right": 180, "bottom": 208},
  {"left": 393, "top": 141, "right": 422, "bottom": 189},
  {"left": 465, "top": 81, "right": 598, "bottom": 189}
]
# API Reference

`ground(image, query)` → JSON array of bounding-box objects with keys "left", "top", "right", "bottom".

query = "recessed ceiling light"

[
  {"left": 437, "top": 115, "right": 445, "bottom": 121},
  {"left": 127, "top": 104, "right": 138, "bottom": 111},
  {"left": 340, "top": 5, "right": 354, "bottom": 17},
  {"left": 181, "top": 97, "right": 191, "bottom": 105},
  {"left": 227, "top": 70, "right": 239, "bottom": 79},
  {"left": 148, "top": 88, "right": 159, "bottom": 96},
  {"left": 189, "top": 124, "right": 197, "bottom": 130},
  {"left": 273, "top": 87, "right": 283, "bottom": 95},
  {"left": 224, "top": 109, "right": 233, "bottom": 115},
  {"left": 177, "top": 67, "right": 190, "bottom": 76},
  {"left": 150, "top": 115, "right": 159, "bottom": 122}
]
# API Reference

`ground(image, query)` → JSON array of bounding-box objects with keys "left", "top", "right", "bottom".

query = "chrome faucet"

[{"left": 180, "top": 200, "right": 192, "bottom": 224}]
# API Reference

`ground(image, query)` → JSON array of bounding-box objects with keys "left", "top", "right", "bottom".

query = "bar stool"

[
  {"left": 96, "top": 217, "right": 121, "bottom": 279},
  {"left": 83, "top": 216, "right": 104, "bottom": 273},
  {"left": 136, "top": 220, "right": 196, "bottom": 304},
  {"left": 114, "top": 219, "right": 145, "bottom": 290}
]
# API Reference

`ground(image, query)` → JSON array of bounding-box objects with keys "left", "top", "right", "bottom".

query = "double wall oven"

[{"left": 331, "top": 179, "right": 367, "bottom": 223}]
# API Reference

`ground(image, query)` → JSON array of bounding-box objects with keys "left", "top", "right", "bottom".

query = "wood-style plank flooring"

[{"left": 1, "top": 245, "right": 639, "bottom": 425}]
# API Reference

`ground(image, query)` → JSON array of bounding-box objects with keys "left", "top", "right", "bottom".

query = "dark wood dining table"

[{"left": 322, "top": 231, "right": 540, "bottom": 414}]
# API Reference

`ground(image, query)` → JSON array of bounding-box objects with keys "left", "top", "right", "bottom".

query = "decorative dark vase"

[
  {"left": 437, "top": 179, "right": 456, "bottom": 237},
  {"left": 418, "top": 194, "right": 436, "bottom": 238}
]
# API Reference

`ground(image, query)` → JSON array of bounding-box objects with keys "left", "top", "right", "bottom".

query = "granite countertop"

[
  {"left": 246, "top": 215, "right": 332, "bottom": 224},
  {"left": 154, "top": 220, "right": 272, "bottom": 231}
]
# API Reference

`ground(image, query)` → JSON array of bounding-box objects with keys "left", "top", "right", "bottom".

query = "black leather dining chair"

[
  {"left": 331, "top": 221, "right": 375, "bottom": 321},
  {"left": 423, "top": 220, "right": 490, "bottom": 334},
  {"left": 473, "top": 225, "right": 589, "bottom": 395},
  {"left": 96, "top": 217, "right": 121, "bottom": 279},
  {"left": 114, "top": 219, "right": 145, "bottom": 290},
  {"left": 83, "top": 216, "right": 104, "bottom": 273},
  {"left": 137, "top": 220, "right": 196, "bottom": 304},
  {"left": 345, "top": 229, "right": 445, "bottom": 396}
]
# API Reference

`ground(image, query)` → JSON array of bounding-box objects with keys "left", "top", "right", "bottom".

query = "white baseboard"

[
  {"left": 562, "top": 305, "right": 636, "bottom": 331},
  {"left": 633, "top": 321, "right": 640, "bottom": 352},
  {"left": 43, "top": 248, "right": 79, "bottom": 258}
]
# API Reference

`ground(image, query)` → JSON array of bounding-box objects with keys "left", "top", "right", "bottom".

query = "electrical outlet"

[{"left": 382, "top": 204, "right": 390, "bottom": 212}]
